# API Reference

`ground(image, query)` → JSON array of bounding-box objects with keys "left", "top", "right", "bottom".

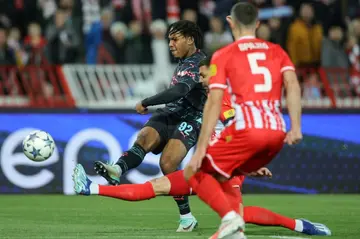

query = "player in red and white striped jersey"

[{"left": 185, "top": 2, "right": 303, "bottom": 238}]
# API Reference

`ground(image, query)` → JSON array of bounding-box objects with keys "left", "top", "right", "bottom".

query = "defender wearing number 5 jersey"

[
  {"left": 184, "top": 2, "right": 302, "bottom": 238},
  {"left": 213, "top": 41, "right": 291, "bottom": 132},
  {"left": 201, "top": 35, "right": 295, "bottom": 177}
]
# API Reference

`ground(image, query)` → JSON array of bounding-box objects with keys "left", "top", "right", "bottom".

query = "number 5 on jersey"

[{"left": 247, "top": 53, "right": 272, "bottom": 93}]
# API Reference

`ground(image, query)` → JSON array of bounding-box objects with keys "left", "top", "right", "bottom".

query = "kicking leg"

[
  {"left": 94, "top": 126, "right": 161, "bottom": 185},
  {"left": 73, "top": 164, "right": 156, "bottom": 200},
  {"left": 73, "top": 165, "right": 192, "bottom": 200}
]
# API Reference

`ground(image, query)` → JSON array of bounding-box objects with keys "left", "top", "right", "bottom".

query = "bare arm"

[{"left": 283, "top": 70, "right": 302, "bottom": 131}]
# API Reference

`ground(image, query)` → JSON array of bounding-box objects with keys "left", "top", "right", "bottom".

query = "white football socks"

[
  {"left": 294, "top": 219, "right": 304, "bottom": 232},
  {"left": 222, "top": 211, "right": 237, "bottom": 222},
  {"left": 180, "top": 212, "right": 193, "bottom": 219},
  {"left": 89, "top": 183, "right": 99, "bottom": 195}
]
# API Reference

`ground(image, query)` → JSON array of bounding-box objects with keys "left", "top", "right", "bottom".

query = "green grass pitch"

[{"left": 0, "top": 195, "right": 359, "bottom": 239}]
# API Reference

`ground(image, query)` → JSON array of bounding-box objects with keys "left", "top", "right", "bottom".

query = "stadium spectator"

[
  {"left": 286, "top": 3, "right": 323, "bottom": 67},
  {"left": 0, "top": 28, "right": 16, "bottom": 65},
  {"left": 150, "top": 0, "right": 180, "bottom": 24},
  {"left": 7, "top": 27, "right": 26, "bottom": 66},
  {"left": 182, "top": 8, "right": 197, "bottom": 23},
  {"left": 204, "top": 16, "right": 233, "bottom": 55},
  {"left": 267, "top": 17, "right": 286, "bottom": 48},
  {"left": 58, "top": 0, "right": 74, "bottom": 17},
  {"left": 256, "top": 23, "right": 271, "bottom": 41},
  {"left": 109, "top": 21, "right": 128, "bottom": 64},
  {"left": 113, "top": 0, "right": 151, "bottom": 29},
  {"left": 100, "top": 8, "right": 115, "bottom": 47},
  {"left": 37, "top": 0, "right": 57, "bottom": 26},
  {"left": 348, "top": 0, "right": 360, "bottom": 19},
  {"left": 347, "top": 19, "right": 360, "bottom": 95},
  {"left": 85, "top": 8, "right": 113, "bottom": 64},
  {"left": 321, "top": 25, "right": 349, "bottom": 68},
  {"left": 180, "top": 2, "right": 209, "bottom": 33},
  {"left": 24, "top": 23, "right": 47, "bottom": 49},
  {"left": 272, "top": 0, "right": 286, "bottom": 7},
  {"left": 58, "top": 0, "right": 82, "bottom": 39},
  {"left": 182, "top": 8, "right": 206, "bottom": 51},
  {"left": 125, "top": 20, "right": 152, "bottom": 64},
  {"left": 303, "top": 73, "right": 322, "bottom": 100},
  {"left": 24, "top": 22, "right": 47, "bottom": 65},
  {"left": 214, "top": 0, "right": 240, "bottom": 21},
  {"left": 149, "top": 19, "right": 172, "bottom": 91},
  {"left": 81, "top": 0, "right": 101, "bottom": 34},
  {"left": 45, "top": 9, "right": 80, "bottom": 64}
]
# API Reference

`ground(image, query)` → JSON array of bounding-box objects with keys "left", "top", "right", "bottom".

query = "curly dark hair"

[{"left": 167, "top": 20, "right": 203, "bottom": 49}]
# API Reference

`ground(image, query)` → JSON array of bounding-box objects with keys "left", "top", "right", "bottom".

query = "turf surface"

[{"left": 1, "top": 195, "right": 358, "bottom": 239}]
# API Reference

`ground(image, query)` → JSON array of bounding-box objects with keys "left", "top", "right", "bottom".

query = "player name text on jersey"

[{"left": 238, "top": 42, "right": 269, "bottom": 51}]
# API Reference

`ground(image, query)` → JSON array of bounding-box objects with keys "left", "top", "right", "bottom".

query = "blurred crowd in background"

[{"left": 0, "top": 0, "right": 360, "bottom": 99}]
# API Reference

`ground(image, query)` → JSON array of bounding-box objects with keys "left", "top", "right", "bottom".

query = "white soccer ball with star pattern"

[{"left": 22, "top": 130, "right": 55, "bottom": 162}]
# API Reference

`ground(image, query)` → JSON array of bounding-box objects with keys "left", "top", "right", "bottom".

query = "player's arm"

[
  {"left": 141, "top": 65, "right": 200, "bottom": 107},
  {"left": 281, "top": 49, "right": 302, "bottom": 133},
  {"left": 283, "top": 71, "right": 301, "bottom": 131},
  {"left": 141, "top": 83, "right": 190, "bottom": 107}
]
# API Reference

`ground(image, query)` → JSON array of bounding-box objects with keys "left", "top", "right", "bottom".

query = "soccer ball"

[{"left": 22, "top": 130, "right": 55, "bottom": 162}]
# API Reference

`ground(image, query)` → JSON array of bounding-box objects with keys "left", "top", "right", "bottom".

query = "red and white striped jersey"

[{"left": 209, "top": 36, "right": 295, "bottom": 132}]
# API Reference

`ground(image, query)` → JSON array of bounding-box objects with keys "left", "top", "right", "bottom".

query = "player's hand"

[
  {"left": 188, "top": 149, "right": 206, "bottom": 172},
  {"left": 284, "top": 129, "right": 303, "bottom": 145},
  {"left": 247, "top": 167, "right": 272, "bottom": 178},
  {"left": 255, "top": 167, "right": 272, "bottom": 178},
  {"left": 135, "top": 102, "right": 148, "bottom": 114}
]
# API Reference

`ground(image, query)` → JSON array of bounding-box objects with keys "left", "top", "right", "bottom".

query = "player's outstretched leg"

[
  {"left": 243, "top": 206, "right": 331, "bottom": 236},
  {"left": 73, "top": 164, "right": 96, "bottom": 195},
  {"left": 298, "top": 219, "right": 332, "bottom": 236},
  {"left": 73, "top": 164, "right": 156, "bottom": 200},
  {"left": 73, "top": 165, "right": 194, "bottom": 200}
]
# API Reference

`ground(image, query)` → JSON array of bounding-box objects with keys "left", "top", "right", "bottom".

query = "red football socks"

[
  {"left": 221, "top": 180, "right": 241, "bottom": 214},
  {"left": 243, "top": 206, "right": 296, "bottom": 230},
  {"left": 99, "top": 182, "right": 156, "bottom": 201},
  {"left": 189, "top": 172, "right": 233, "bottom": 218},
  {"left": 166, "top": 170, "right": 192, "bottom": 196}
]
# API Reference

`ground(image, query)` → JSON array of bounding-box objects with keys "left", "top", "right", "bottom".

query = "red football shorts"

[{"left": 201, "top": 123, "right": 285, "bottom": 178}]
